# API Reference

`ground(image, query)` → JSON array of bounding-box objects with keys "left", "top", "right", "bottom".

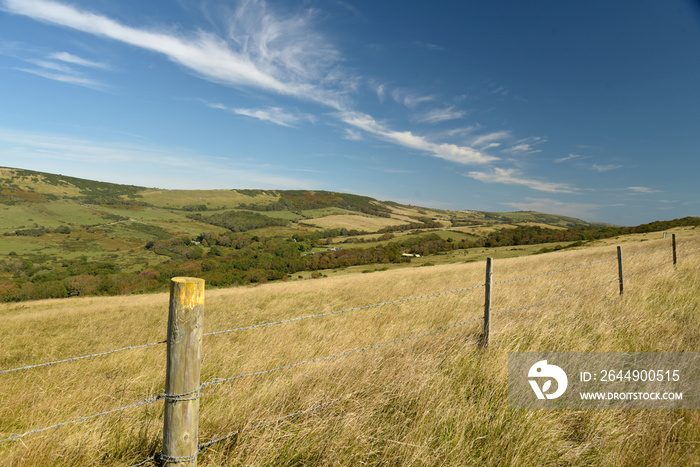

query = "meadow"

[{"left": 0, "top": 231, "right": 698, "bottom": 466}]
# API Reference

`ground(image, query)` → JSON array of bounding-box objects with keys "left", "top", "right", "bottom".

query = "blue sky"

[{"left": 0, "top": 0, "right": 699, "bottom": 225}]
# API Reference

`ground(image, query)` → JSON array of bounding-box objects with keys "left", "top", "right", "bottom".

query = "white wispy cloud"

[
  {"left": 415, "top": 106, "right": 466, "bottom": 124},
  {"left": 14, "top": 67, "right": 103, "bottom": 89},
  {"left": 444, "top": 125, "right": 479, "bottom": 138},
  {"left": 343, "top": 128, "right": 363, "bottom": 141},
  {"left": 208, "top": 102, "right": 312, "bottom": 127},
  {"left": 554, "top": 153, "right": 588, "bottom": 163},
  {"left": 471, "top": 131, "right": 510, "bottom": 149},
  {"left": 391, "top": 88, "right": 435, "bottom": 108},
  {"left": 27, "top": 58, "right": 74, "bottom": 73},
  {"left": 375, "top": 83, "right": 386, "bottom": 102},
  {"left": 232, "top": 107, "right": 304, "bottom": 127},
  {"left": 502, "top": 197, "right": 599, "bottom": 220},
  {"left": 50, "top": 51, "right": 109, "bottom": 69},
  {"left": 0, "top": 126, "right": 187, "bottom": 164},
  {"left": 592, "top": 163, "right": 622, "bottom": 172},
  {"left": 467, "top": 168, "right": 577, "bottom": 193},
  {"left": 413, "top": 41, "right": 445, "bottom": 51},
  {"left": 502, "top": 136, "right": 547, "bottom": 155},
  {"left": 627, "top": 186, "right": 663, "bottom": 194},
  {"left": 12, "top": 49, "right": 107, "bottom": 89},
  {"left": 3, "top": 0, "right": 508, "bottom": 169},
  {"left": 339, "top": 111, "right": 498, "bottom": 165},
  {"left": 3, "top": 0, "right": 348, "bottom": 109},
  {"left": 0, "top": 126, "right": 318, "bottom": 189}
]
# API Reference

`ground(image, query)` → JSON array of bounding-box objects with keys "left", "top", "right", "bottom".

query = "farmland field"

[{"left": 0, "top": 233, "right": 698, "bottom": 465}]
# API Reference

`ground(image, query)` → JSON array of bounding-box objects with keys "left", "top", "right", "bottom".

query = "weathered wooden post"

[
  {"left": 162, "top": 277, "right": 205, "bottom": 466},
  {"left": 482, "top": 257, "right": 493, "bottom": 347},
  {"left": 672, "top": 233, "right": 677, "bottom": 268},
  {"left": 616, "top": 246, "right": 624, "bottom": 296}
]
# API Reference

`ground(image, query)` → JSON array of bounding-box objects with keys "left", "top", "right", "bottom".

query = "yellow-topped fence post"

[{"left": 162, "top": 277, "right": 205, "bottom": 466}]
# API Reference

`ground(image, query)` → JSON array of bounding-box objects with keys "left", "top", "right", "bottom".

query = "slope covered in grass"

[{"left": 0, "top": 234, "right": 698, "bottom": 465}]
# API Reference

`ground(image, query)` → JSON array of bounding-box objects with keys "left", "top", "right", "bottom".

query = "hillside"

[
  {"left": 1, "top": 166, "right": 698, "bottom": 302},
  {"left": 0, "top": 235, "right": 698, "bottom": 465},
  {"left": 0, "top": 166, "right": 596, "bottom": 227}
]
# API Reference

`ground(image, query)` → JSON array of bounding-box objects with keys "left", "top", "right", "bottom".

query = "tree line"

[
  {"left": 0, "top": 231, "right": 455, "bottom": 302},
  {"left": 457, "top": 217, "right": 700, "bottom": 249}
]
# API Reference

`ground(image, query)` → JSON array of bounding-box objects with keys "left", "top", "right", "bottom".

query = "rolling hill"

[{"left": 0, "top": 166, "right": 696, "bottom": 302}]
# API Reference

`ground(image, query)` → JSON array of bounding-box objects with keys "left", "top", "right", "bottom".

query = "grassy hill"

[
  {"left": 0, "top": 235, "right": 698, "bottom": 465},
  {"left": 1, "top": 166, "right": 697, "bottom": 303}
]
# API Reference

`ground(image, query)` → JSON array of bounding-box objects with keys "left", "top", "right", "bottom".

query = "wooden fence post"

[
  {"left": 162, "top": 277, "right": 205, "bottom": 467},
  {"left": 617, "top": 246, "right": 624, "bottom": 296},
  {"left": 672, "top": 233, "right": 677, "bottom": 268},
  {"left": 482, "top": 257, "right": 493, "bottom": 347}
]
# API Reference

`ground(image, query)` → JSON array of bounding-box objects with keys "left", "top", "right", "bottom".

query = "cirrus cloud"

[
  {"left": 339, "top": 111, "right": 498, "bottom": 165},
  {"left": 467, "top": 167, "right": 577, "bottom": 193},
  {"left": 2, "top": 0, "right": 347, "bottom": 109}
]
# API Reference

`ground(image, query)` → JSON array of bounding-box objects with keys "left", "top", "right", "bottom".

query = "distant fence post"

[
  {"left": 481, "top": 257, "right": 493, "bottom": 347},
  {"left": 616, "top": 246, "right": 624, "bottom": 296},
  {"left": 162, "top": 277, "right": 205, "bottom": 467},
  {"left": 672, "top": 234, "right": 677, "bottom": 268}
]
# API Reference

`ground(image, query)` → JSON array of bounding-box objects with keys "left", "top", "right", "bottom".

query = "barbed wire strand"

[
  {"left": 622, "top": 243, "right": 671, "bottom": 258},
  {"left": 0, "top": 395, "right": 160, "bottom": 444},
  {"left": 201, "top": 316, "right": 485, "bottom": 389},
  {"left": 204, "top": 283, "right": 485, "bottom": 338},
  {"left": 493, "top": 278, "right": 620, "bottom": 318},
  {"left": 128, "top": 395, "right": 349, "bottom": 467},
  {"left": 0, "top": 340, "right": 167, "bottom": 376},
  {"left": 625, "top": 260, "right": 674, "bottom": 279},
  {"left": 680, "top": 246, "right": 700, "bottom": 258},
  {"left": 495, "top": 256, "right": 618, "bottom": 285},
  {"left": 128, "top": 456, "right": 157, "bottom": 467},
  {"left": 0, "top": 386, "right": 208, "bottom": 446},
  {"left": 199, "top": 394, "right": 348, "bottom": 450},
  {"left": 0, "top": 286, "right": 484, "bottom": 377}
]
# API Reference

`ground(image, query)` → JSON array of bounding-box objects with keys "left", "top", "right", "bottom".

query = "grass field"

[
  {"left": 304, "top": 214, "right": 408, "bottom": 231},
  {"left": 136, "top": 189, "right": 281, "bottom": 210},
  {"left": 0, "top": 233, "right": 698, "bottom": 466}
]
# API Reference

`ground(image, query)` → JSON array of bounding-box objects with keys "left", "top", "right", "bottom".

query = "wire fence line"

[
  {"left": 625, "top": 260, "right": 675, "bottom": 279},
  {"left": 1, "top": 236, "right": 697, "bottom": 453},
  {"left": 1, "top": 239, "right": 672, "bottom": 377},
  {"left": 681, "top": 245, "right": 700, "bottom": 259},
  {"left": 129, "top": 394, "right": 351, "bottom": 467},
  {"left": 0, "top": 340, "right": 167, "bottom": 376},
  {"left": 494, "top": 256, "right": 618, "bottom": 285},
  {"left": 493, "top": 277, "right": 620, "bottom": 318},
  {"left": 621, "top": 243, "right": 671, "bottom": 258},
  {"left": 0, "top": 395, "right": 161, "bottom": 444},
  {"left": 203, "top": 283, "right": 486, "bottom": 338},
  {"left": 0, "top": 285, "right": 486, "bottom": 378},
  {"left": 131, "top": 238, "right": 698, "bottom": 465},
  {"left": 201, "top": 239, "right": 697, "bottom": 389},
  {"left": 201, "top": 315, "right": 486, "bottom": 390}
]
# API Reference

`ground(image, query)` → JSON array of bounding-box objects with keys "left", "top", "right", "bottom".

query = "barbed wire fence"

[{"left": 0, "top": 234, "right": 697, "bottom": 465}]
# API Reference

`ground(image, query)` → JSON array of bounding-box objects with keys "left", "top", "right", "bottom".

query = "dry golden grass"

[
  {"left": 302, "top": 214, "right": 407, "bottom": 231},
  {"left": 0, "top": 234, "right": 699, "bottom": 466}
]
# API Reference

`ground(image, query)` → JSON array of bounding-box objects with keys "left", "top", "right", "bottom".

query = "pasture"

[{"left": 0, "top": 233, "right": 698, "bottom": 465}]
